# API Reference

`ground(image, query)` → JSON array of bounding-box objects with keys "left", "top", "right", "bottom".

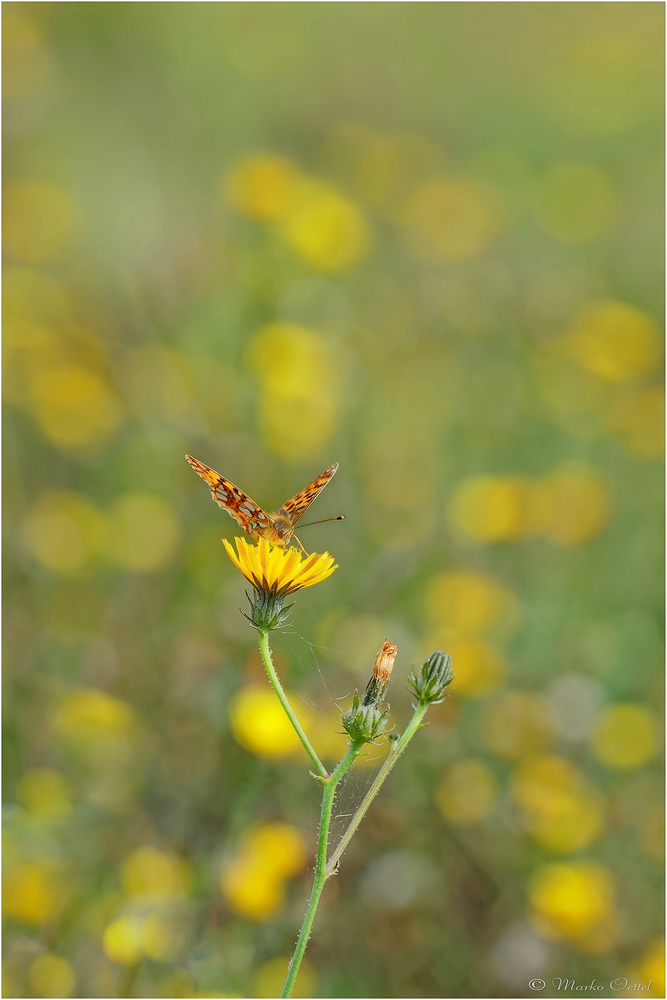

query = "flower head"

[
  {"left": 222, "top": 536, "right": 337, "bottom": 631},
  {"left": 223, "top": 536, "right": 337, "bottom": 596}
]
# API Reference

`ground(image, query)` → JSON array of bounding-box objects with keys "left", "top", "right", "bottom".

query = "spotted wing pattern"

[
  {"left": 281, "top": 463, "right": 339, "bottom": 526},
  {"left": 186, "top": 455, "right": 273, "bottom": 537}
]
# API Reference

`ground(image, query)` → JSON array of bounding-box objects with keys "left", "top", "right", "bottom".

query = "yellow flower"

[{"left": 222, "top": 536, "right": 337, "bottom": 597}]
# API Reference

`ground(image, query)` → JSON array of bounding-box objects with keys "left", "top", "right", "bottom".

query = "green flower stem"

[
  {"left": 282, "top": 743, "right": 362, "bottom": 999},
  {"left": 257, "top": 630, "right": 329, "bottom": 780},
  {"left": 325, "top": 700, "right": 430, "bottom": 876}
]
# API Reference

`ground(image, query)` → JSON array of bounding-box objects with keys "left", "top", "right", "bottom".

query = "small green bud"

[
  {"left": 407, "top": 650, "right": 453, "bottom": 705},
  {"left": 342, "top": 692, "right": 389, "bottom": 744},
  {"left": 241, "top": 589, "right": 293, "bottom": 631}
]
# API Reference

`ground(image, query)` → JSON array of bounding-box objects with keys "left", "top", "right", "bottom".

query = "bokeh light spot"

[
  {"left": 278, "top": 178, "right": 370, "bottom": 272},
  {"left": 482, "top": 691, "right": 553, "bottom": 760},
  {"left": 225, "top": 154, "right": 302, "bottom": 221},
  {"left": 447, "top": 475, "right": 533, "bottom": 542},
  {"left": 55, "top": 688, "right": 135, "bottom": 748},
  {"left": 102, "top": 915, "right": 144, "bottom": 966},
  {"left": 27, "top": 955, "right": 75, "bottom": 999},
  {"left": 229, "top": 686, "right": 305, "bottom": 759},
  {"left": 107, "top": 493, "right": 181, "bottom": 572},
  {"left": 22, "top": 491, "right": 107, "bottom": 576},
  {"left": 2, "top": 13, "right": 54, "bottom": 102},
  {"left": 444, "top": 639, "right": 505, "bottom": 698},
  {"left": 531, "top": 464, "right": 611, "bottom": 546},
  {"left": 591, "top": 703, "right": 659, "bottom": 769},
  {"left": 17, "top": 768, "right": 72, "bottom": 820},
  {"left": 3, "top": 181, "right": 79, "bottom": 263},
  {"left": 565, "top": 300, "right": 661, "bottom": 384},
  {"left": 247, "top": 322, "right": 340, "bottom": 458},
  {"left": 513, "top": 755, "right": 604, "bottom": 853},
  {"left": 2, "top": 863, "right": 61, "bottom": 926},
  {"left": 606, "top": 387, "right": 665, "bottom": 459},
  {"left": 425, "top": 570, "right": 518, "bottom": 637},
  {"left": 27, "top": 364, "right": 124, "bottom": 450},
  {"left": 402, "top": 178, "right": 501, "bottom": 261},
  {"left": 253, "top": 955, "right": 316, "bottom": 999},
  {"left": 528, "top": 862, "right": 617, "bottom": 950},
  {"left": 436, "top": 759, "right": 497, "bottom": 824},
  {"left": 221, "top": 822, "right": 307, "bottom": 921},
  {"left": 121, "top": 846, "right": 190, "bottom": 900}
]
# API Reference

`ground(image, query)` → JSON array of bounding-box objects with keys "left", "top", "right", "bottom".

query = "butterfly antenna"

[{"left": 299, "top": 515, "right": 345, "bottom": 528}]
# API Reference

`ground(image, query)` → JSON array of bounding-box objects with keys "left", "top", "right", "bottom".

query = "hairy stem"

[
  {"left": 282, "top": 744, "right": 361, "bottom": 999},
  {"left": 257, "top": 630, "right": 328, "bottom": 780},
  {"left": 326, "top": 701, "right": 429, "bottom": 875}
]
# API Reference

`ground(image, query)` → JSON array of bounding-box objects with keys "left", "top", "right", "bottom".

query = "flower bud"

[
  {"left": 342, "top": 692, "right": 389, "bottom": 745},
  {"left": 362, "top": 640, "right": 398, "bottom": 708},
  {"left": 407, "top": 650, "right": 454, "bottom": 705}
]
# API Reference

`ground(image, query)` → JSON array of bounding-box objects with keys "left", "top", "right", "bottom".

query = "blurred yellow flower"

[
  {"left": 446, "top": 475, "right": 533, "bottom": 543},
  {"left": 435, "top": 759, "right": 497, "bottom": 825},
  {"left": 27, "top": 954, "right": 75, "bottom": 999},
  {"left": 565, "top": 300, "right": 661, "bottom": 384},
  {"left": 531, "top": 464, "right": 611, "bottom": 545},
  {"left": 225, "top": 154, "right": 302, "bottom": 221},
  {"left": 22, "top": 491, "right": 107, "bottom": 576},
  {"left": 402, "top": 177, "right": 501, "bottom": 261},
  {"left": 121, "top": 846, "right": 191, "bottom": 900},
  {"left": 528, "top": 861, "right": 618, "bottom": 951},
  {"left": 533, "top": 162, "right": 617, "bottom": 244},
  {"left": 229, "top": 685, "right": 306, "bottom": 759},
  {"left": 55, "top": 688, "right": 135, "bottom": 751},
  {"left": 637, "top": 938, "right": 666, "bottom": 997},
  {"left": 107, "top": 493, "right": 181, "bottom": 572},
  {"left": 425, "top": 570, "right": 518, "bottom": 637},
  {"left": 3, "top": 267, "right": 72, "bottom": 327},
  {"left": 447, "top": 465, "right": 610, "bottom": 547},
  {"left": 27, "top": 363, "right": 124, "bottom": 450},
  {"left": 221, "top": 822, "right": 307, "bottom": 921},
  {"left": 102, "top": 914, "right": 144, "bottom": 966},
  {"left": 512, "top": 755, "right": 604, "bottom": 853},
  {"left": 223, "top": 536, "right": 337, "bottom": 598},
  {"left": 3, "top": 181, "right": 79, "bottom": 263},
  {"left": 607, "top": 387, "right": 665, "bottom": 459},
  {"left": 591, "top": 703, "right": 659, "bottom": 769},
  {"left": 2, "top": 862, "right": 62, "bottom": 926},
  {"left": 17, "top": 768, "right": 72, "bottom": 820},
  {"left": 481, "top": 691, "right": 553, "bottom": 760},
  {"left": 2, "top": 13, "right": 54, "bottom": 102},
  {"left": 247, "top": 321, "right": 340, "bottom": 459},
  {"left": 254, "top": 955, "right": 316, "bottom": 999},
  {"left": 279, "top": 178, "right": 370, "bottom": 272},
  {"left": 427, "top": 638, "right": 504, "bottom": 698}
]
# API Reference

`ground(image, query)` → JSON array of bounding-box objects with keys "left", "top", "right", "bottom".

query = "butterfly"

[{"left": 186, "top": 455, "right": 342, "bottom": 554}]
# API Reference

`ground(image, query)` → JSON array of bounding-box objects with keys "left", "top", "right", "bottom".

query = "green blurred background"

[{"left": 3, "top": 3, "right": 664, "bottom": 998}]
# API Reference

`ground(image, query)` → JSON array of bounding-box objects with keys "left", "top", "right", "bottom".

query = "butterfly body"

[{"left": 186, "top": 455, "right": 339, "bottom": 554}]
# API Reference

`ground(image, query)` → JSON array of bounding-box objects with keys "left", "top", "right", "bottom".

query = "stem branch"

[{"left": 326, "top": 701, "right": 429, "bottom": 875}]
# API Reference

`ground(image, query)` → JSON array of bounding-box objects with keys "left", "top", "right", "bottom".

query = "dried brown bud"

[
  {"left": 362, "top": 640, "right": 398, "bottom": 708},
  {"left": 373, "top": 640, "right": 398, "bottom": 685}
]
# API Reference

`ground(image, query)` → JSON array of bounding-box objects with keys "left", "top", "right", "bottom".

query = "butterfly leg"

[{"left": 293, "top": 534, "right": 309, "bottom": 557}]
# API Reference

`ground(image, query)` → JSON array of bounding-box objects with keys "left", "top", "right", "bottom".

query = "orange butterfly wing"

[
  {"left": 186, "top": 455, "right": 273, "bottom": 538},
  {"left": 280, "top": 463, "right": 339, "bottom": 526}
]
